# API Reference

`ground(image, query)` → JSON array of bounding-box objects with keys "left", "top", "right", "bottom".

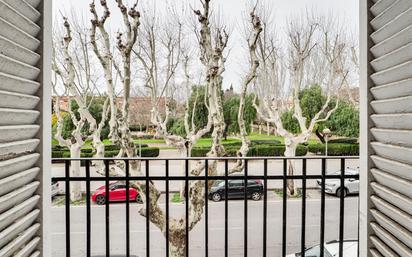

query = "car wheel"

[
  {"left": 212, "top": 193, "right": 222, "bottom": 202},
  {"left": 95, "top": 195, "right": 106, "bottom": 205},
  {"left": 336, "top": 187, "right": 348, "bottom": 198},
  {"left": 135, "top": 195, "right": 142, "bottom": 203},
  {"left": 251, "top": 192, "right": 261, "bottom": 201}
]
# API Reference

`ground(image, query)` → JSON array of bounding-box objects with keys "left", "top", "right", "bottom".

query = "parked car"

[
  {"left": 51, "top": 181, "right": 60, "bottom": 198},
  {"left": 316, "top": 168, "right": 359, "bottom": 197},
  {"left": 286, "top": 240, "right": 358, "bottom": 257},
  {"left": 92, "top": 182, "right": 142, "bottom": 205},
  {"left": 208, "top": 179, "right": 263, "bottom": 202}
]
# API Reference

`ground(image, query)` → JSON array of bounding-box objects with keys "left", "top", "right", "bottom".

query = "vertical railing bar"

[
  {"left": 357, "top": 185, "right": 360, "bottom": 257},
  {"left": 263, "top": 159, "right": 268, "bottom": 257},
  {"left": 205, "top": 159, "right": 209, "bottom": 257},
  {"left": 301, "top": 159, "right": 307, "bottom": 256},
  {"left": 165, "top": 160, "right": 170, "bottom": 257},
  {"left": 85, "top": 160, "right": 91, "bottom": 257},
  {"left": 125, "top": 160, "right": 130, "bottom": 257},
  {"left": 65, "top": 160, "right": 71, "bottom": 257},
  {"left": 185, "top": 159, "right": 189, "bottom": 257},
  {"left": 339, "top": 158, "right": 346, "bottom": 257},
  {"left": 244, "top": 159, "right": 248, "bottom": 257},
  {"left": 105, "top": 160, "right": 110, "bottom": 257},
  {"left": 320, "top": 158, "right": 326, "bottom": 257},
  {"left": 146, "top": 159, "right": 150, "bottom": 257},
  {"left": 225, "top": 159, "right": 229, "bottom": 257},
  {"left": 282, "top": 158, "right": 287, "bottom": 257}
]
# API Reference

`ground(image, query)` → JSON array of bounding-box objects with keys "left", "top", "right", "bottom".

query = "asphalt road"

[{"left": 51, "top": 197, "right": 359, "bottom": 257}]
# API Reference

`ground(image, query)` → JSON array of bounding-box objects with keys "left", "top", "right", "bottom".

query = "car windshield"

[
  {"left": 109, "top": 182, "right": 123, "bottom": 189},
  {"left": 329, "top": 169, "right": 359, "bottom": 176},
  {"left": 296, "top": 245, "right": 332, "bottom": 257},
  {"left": 229, "top": 180, "right": 243, "bottom": 187},
  {"left": 213, "top": 181, "right": 225, "bottom": 187}
]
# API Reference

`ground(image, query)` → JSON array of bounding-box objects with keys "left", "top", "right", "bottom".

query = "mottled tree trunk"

[
  {"left": 178, "top": 147, "right": 189, "bottom": 200},
  {"left": 169, "top": 241, "right": 185, "bottom": 257},
  {"left": 69, "top": 144, "right": 82, "bottom": 201},
  {"left": 284, "top": 140, "right": 298, "bottom": 196}
]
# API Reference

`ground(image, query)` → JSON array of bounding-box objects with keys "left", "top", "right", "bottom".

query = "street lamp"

[{"left": 322, "top": 128, "right": 332, "bottom": 156}]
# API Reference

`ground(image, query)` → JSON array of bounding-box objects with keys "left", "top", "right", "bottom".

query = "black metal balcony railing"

[{"left": 51, "top": 156, "right": 359, "bottom": 257}]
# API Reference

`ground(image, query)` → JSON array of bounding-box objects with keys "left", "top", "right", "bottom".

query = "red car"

[{"left": 92, "top": 182, "right": 142, "bottom": 205}]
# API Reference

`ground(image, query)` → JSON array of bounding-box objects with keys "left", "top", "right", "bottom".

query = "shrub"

[
  {"left": 53, "top": 150, "right": 92, "bottom": 159},
  {"left": 104, "top": 144, "right": 120, "bottom": 151},
  {"left": 249, "top": 145, "right": 282, "bottom": 156},
  {"left": 141, "top": 147, "right": 160, "bottom": 157},
  {"left": 225, "top": 147, "right": 240, "bottom": 157},
  {"left": 52, "top": 146, "right": 160, "bottom": 159},
  {"left": 192, "top": 146, "right": 245, "bottom": 157},
  {"left": 249, "top": 145, "right": 307, "bottom": 157},
  {"left": 222, "top": 141, "right": 242, "bottom": 147},
  {"left": 329, "top": 138, "right": 358, "bottom": 144},
  {"left": 104, "top": 150, "right": 120, "bottom": 158},
  {"left": 308, "top": 143, "right": 359, "bottom": 156},
  {"left": 81, "top": 152, "right": 94, "bottom": 158},
  {"left": 191, "top": 144, "right": 307, "bottom": 157},
  {"left": 134, "top": 143, "right": 149, "bottom": 148},
  {"left": 62, "top": 151, "right": 71, "bottom": 158},
  {"left": 81, "top": 148, "right": 94, "bottom": 154},
  {"left": 191, "top": 147, "right": 210, "bottom": 157},
  {"left": 52, "top": 151, "right": 64, "bottom": 158},
  {"left": 296, "top": 145, "right": 309, "bottom": 156},
  {"left": 129, "top": 125, "right": 147, "bottom": 132},
  {"left": 142, "top": 134, "right": 154, "bottom": 139},
  {"left": 250, "top": 140, "right": 281, "bottom": 146},
  {"left": 52, "top": 145, "right": 69, "bottom": 152}
]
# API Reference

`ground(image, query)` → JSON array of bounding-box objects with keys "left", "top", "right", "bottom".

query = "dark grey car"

[{"left": 208, "top": 179, "right": 263, "bottom": 202}]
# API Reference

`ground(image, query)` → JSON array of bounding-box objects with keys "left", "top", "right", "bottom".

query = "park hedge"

[
  {"left": 129, "top": 125, "right": 148, "bottom": 132},
  {"left": 250, "top": 140, "right": 282, "bottom": 146},
  {"left": 191, "top": 144, "right": 307, "bottom": 157},
  {"left": 132, "top": 134, "right": 155, "bottom": 140},
  {"left": 104, "top": 143, "right": 149, "bottom": 151},
  {"left": 308, "top": 143, "right": 359, "bottom": 156},
  {"left": 248, "top": 144, "right": 307, "bottom": 157},
  {"left": 52, "top": 147, "right": 160, "bottom": 159},
  {"left": 140, "top": 147, "right": 160, "bottom": 157},
  {"left": 328, "top": 138, "right": 358, "bottom": 144}
]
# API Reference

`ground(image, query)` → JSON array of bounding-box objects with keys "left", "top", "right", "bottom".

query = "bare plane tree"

[
  {"left": 253, "top": 13, "right": 349, "bottom": 195},
  {"left": 134, "top": 10, "right": 213, "bottom": 199},
  {"left": 53, "top": 17, "right": 109, "bottom": 200},
  {"left": 230, "top": 5, "right": 263, "bottom": 173},
  {"left": 90, "top": 0, "right": 142, "bottom": 177},
  {"left": 86, "top": 1, "right": 264, "bottom": 255}
]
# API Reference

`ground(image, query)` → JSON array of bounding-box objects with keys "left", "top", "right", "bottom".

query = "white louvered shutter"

[
  {"left": 0, "top": 0, "right": 50, "bottom": 256},
  {"left": 367, "top": 0, "right": 412, "bottom": 256}
]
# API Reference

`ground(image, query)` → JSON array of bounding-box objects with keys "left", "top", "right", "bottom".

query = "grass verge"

[{"left": 273, "top": 188, "right": 303, "bottom": 199}]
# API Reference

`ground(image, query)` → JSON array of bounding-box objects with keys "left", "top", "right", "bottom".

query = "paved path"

[{"left": 51, "top": 197, "right": 359, "bottom": 257}]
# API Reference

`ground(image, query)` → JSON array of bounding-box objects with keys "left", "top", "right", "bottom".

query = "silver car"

[
  {"left": 316, "top": 169, "right": 359, "bottom": 197},
  {"left": 51, "top": 181, "right": 60, "bottom": 198},
  {"left": 287, "top": 240, "right": 358, "bottom": 257}
]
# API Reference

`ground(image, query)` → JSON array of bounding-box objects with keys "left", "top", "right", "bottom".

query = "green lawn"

[
  {"left": 194, "top": 137, "right": 241, "bottom": 147},
  {"left": 247, "top": 133, "right": 285, "bottom": 143},
  {"left": 247, "top": 133, "right": 319, "bottom": 145}
]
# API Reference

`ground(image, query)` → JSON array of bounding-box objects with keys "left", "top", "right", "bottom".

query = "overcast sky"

[{"left": 53, "top": 0, "right": 359, "bottom": 91}]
